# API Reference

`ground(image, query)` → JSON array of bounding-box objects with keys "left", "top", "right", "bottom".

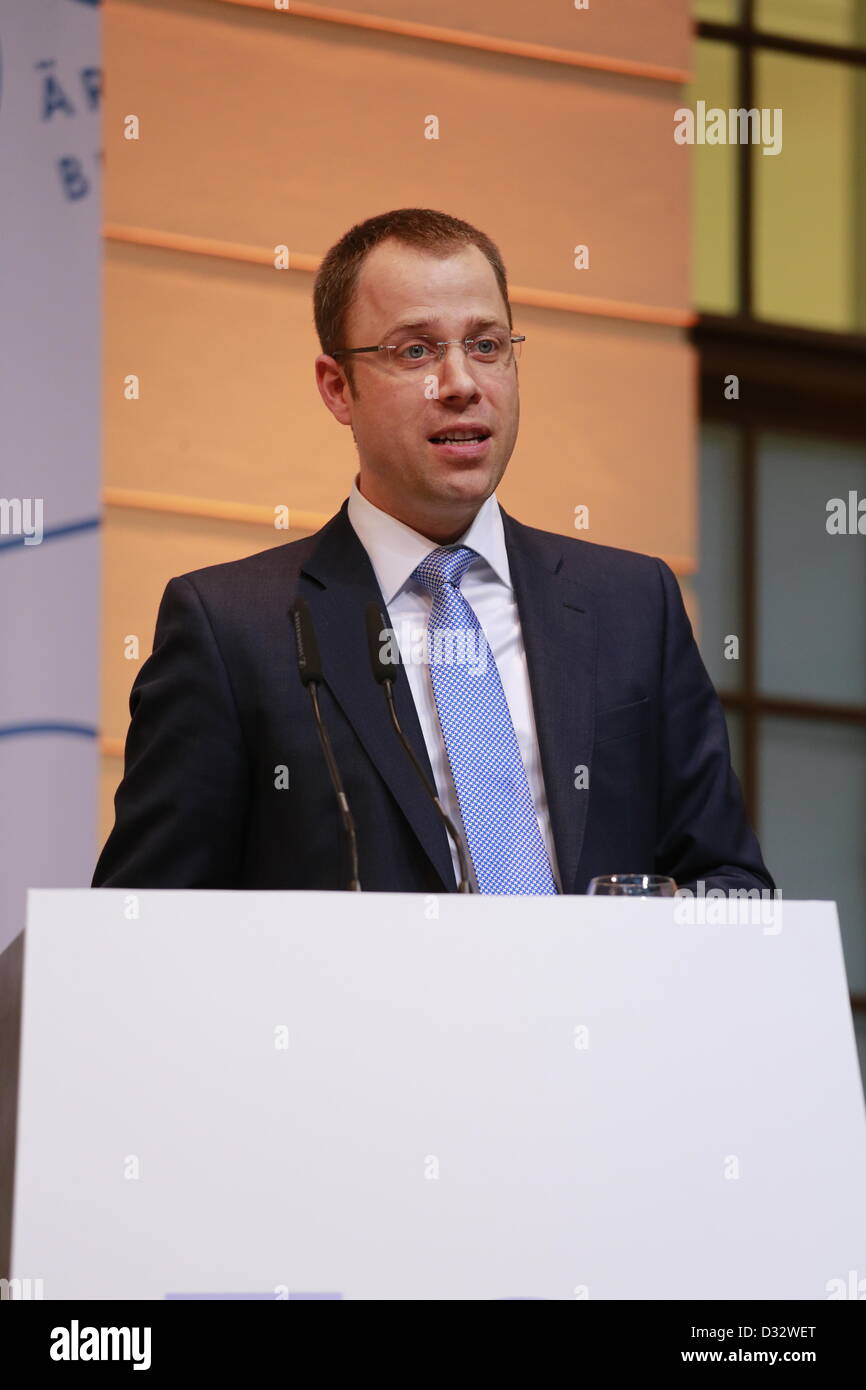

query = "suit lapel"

[
  {"left": 299, "top": 502, "right": 457, "bottom": 891},
  {"left": 499, "top": 505, "right": 598, "bottom": 895}
]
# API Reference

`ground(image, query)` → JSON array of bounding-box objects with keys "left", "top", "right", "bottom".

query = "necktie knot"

[{"left": 413, "top": 545, "right": 477, "bottom": 596}]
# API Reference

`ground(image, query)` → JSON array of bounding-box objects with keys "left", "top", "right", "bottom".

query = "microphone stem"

[{"left": 308, "top": 682, "right": 361, "bottom": 891}]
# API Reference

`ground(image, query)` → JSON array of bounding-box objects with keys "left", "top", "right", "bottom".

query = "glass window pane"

[
  {"left": 757, "top": 432, "right": 866, "bottom": 703},
  {"left": 694, "top": 0, "right": 742, "bottom": 20},
  {"left": 695, "top": 422, "right": 743, "bottom": 692},
  {"left": 687, "top": 40, "right": 741, "bottom": 314},
  {"left": 755, "top": 53, "right": 866, "bottom": 332},
  {"left": 756, "top": 0, "right": 863, "bottom": 45},
  {"left": 724, "top": 707, "right": 745, "bottom": 785},
  {"left": 758, "top": 717, "right": 866, "bottom": 995}
]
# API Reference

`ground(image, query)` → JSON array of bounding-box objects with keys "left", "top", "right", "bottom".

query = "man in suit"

[{"left": 93, "top": 208, "right": 773, "bottom": 896}]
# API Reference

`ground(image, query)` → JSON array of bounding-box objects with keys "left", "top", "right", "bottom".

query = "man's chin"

[
  {"left": 428, "top": 472, "right": 499, "bottom": 514},
  {"left": 426, "top": 450, "right": 502, "bottom": 493}
]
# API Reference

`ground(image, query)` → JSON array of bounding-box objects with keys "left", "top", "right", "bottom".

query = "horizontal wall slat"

[
  {"left": 104, "top": 487, "right": 325, "bottom": 533},
  {"left": 104, "top": 224, "right": 695, "bottom": 329},
  {"left": 208, "top": 0, "right": 691, "bottom": 81}
]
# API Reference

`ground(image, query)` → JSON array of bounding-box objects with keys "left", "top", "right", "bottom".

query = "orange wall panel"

[
  {"left": 99, "top": 0, "right": 695, "bottom": 848},
  {"left": 106, "top": 2, "right": 690, "bottom": 310}
]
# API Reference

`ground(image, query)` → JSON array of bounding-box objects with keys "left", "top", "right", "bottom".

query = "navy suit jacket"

[{"left": 92, "top": 499, "right": 774, "bottom": 895}]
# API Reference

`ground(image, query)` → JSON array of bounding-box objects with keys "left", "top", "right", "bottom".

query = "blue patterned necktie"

[{"left": 412, "top": 544, "right": 558, "bottom": 895}]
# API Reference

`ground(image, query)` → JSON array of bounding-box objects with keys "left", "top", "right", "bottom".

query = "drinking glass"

[{"left": 587, "top": 874, "right": 677, "bottom": 897}]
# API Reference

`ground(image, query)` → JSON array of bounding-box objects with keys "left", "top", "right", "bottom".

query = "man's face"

[{"left": 315, "top": 239, "right": 520, "bottom": 542}]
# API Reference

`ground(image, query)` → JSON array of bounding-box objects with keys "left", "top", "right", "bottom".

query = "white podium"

[{"left": 5, "top": 889, "right": 866, "bottom": 1299}]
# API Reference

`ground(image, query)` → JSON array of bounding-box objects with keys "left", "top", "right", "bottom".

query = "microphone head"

[
  {"left": 365, "top": 601, "right": 400, "bottom": 685},
  {"left": 291, "top": 598, "right": 323, "bottom": 685}
]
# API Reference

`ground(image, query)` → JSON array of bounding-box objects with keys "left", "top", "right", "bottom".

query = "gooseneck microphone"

[
  {"left": 291, "top": 598, "right": 361, "bottom": 892},
  {"left": 365, "top": 601, "right": 473, "bottom": 894}
]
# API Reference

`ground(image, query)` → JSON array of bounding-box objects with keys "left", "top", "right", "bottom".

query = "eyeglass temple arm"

[{"left": 330, "top": 345, "right": 387, "bottom": 358}]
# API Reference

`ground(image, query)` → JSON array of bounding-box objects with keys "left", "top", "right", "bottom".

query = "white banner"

[{"left": 0, "top": 0, "right": 101, "bottom": 954}]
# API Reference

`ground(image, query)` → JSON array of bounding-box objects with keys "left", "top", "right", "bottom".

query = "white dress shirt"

[{"left": 347, "top": 476, "right": 562, "bottom": 892}]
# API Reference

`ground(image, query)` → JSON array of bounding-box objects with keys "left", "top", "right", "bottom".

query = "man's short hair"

[{"left": 313, "top": 208, "right": 513, "bottom": 389}]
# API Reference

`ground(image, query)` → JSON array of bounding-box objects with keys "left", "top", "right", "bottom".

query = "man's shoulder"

[
  {"left": 504, "top": 510, "right": 668, "bottom": 595},
  {"left": 169, "top": 508, "right": 346, "bottom": 605},
  {"left": 176, "top": 534, "right": 314, "bottom": 594}
]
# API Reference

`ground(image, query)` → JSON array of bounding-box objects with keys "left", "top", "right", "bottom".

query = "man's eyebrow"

[{"left": 383, "top": 315, "right": 508, "bottom": 339}]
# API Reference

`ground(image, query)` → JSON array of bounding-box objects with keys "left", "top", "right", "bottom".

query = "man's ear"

[{"left": 315, "top": 354, "right": 355, "bottom": 424}]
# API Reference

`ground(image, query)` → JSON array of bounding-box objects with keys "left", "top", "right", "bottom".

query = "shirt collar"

[{"left": 347, "top": 474, "right": 512, "bottom": 605}]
